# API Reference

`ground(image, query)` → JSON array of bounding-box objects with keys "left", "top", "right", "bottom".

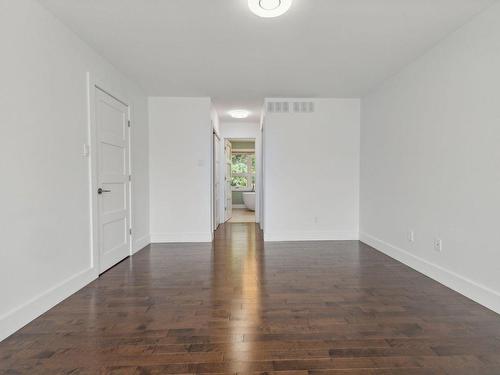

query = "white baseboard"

[
  {"left": 151, "top": 232, "right": 212, "bottom": 243},
  {"left": 265, "top": 230, "right": 359, "bottom": 242},
  {"left": 360, "top": 232, "right": 500, "bottom": 315},
  {"left": 232, "top": 204, "right": 246, "bottom": 209},
  {"left": 133, "top": 234, "right": 151, "bottom": 254},
  {"left": 0, "top": 267, "right": 97, "bottom": 342}
]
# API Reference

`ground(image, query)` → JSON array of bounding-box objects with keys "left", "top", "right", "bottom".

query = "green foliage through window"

[
  {"left": 231, "top": 176, "right": 248, "bottom": 188},
  {"left": 231, "top": 154, "right": 248, "bottom": 174},
  {"left": 231, "top": 153, "right": 256, "bottom": 190}
]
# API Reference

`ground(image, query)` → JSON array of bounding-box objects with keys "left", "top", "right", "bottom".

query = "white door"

[
  {"left": 224, "top": 140, "right": 232, "bottom": 222},
  {"left": 213, "top": 134, "right": 221, "bottom": 230},
  {"left": 95, "top": 88, "right": 130, "bottom": 273}
]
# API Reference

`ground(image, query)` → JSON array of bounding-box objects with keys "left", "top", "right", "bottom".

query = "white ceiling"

[{"left": 38, "top": 0, "right": 495, "bottom": 121}]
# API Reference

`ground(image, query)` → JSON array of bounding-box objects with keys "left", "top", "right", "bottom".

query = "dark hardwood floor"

[{"left": 2, "top": 223, "right": 500, "bottom": 374}]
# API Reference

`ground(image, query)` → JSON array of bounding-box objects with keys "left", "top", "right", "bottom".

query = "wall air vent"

[{"left": 267, "top": 101, "right": 314, "bottom": 114}]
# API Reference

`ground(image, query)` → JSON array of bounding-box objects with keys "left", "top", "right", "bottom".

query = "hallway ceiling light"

[
  {"left": 248, "top": 0, "right": 293, "bottom": 18},
  {"left": 228, "top": 109, "right": 251, "bottom": 119}
]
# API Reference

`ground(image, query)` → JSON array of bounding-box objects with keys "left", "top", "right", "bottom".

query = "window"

[{"left": 231, "top": 152, "right": 256, "bottom": 190}]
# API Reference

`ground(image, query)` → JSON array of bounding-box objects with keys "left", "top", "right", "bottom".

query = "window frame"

[{"left": 231, "top": 150, "right": 255, "bottom": 191}]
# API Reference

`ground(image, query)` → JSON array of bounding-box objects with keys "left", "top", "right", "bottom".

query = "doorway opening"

[
  {"left": 227, "top": 139, "right": 256, "bottom": 223},
  {"left": 211, "top": 114, "right": 263, "bottom": 232}
]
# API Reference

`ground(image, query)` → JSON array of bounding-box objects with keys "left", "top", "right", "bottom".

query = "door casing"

[
  {"left": 213, "top": 133, "right": 221, "bottom": 230},
  {"left": 224, "top": 139, "right": 233, "bottom": 222},
  {"left": 87, "top": 73, "right": 132, "bottom": 275}
]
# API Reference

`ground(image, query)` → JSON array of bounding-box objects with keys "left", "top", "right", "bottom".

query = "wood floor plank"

[{"left": 1, "top": 223, "right": 500, "bottom": 374}]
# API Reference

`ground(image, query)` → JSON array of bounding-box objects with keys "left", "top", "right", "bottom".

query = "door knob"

[{"left": 98, "top": 188, "right": 111, "bottom": 195}]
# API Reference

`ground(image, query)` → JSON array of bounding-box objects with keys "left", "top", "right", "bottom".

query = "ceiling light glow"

[
  {"left": 228, "top": 109, "right": 251, "bottom": 119},
  {"left": 260, "top": 0, "right": 281, "bottom": 10},
  {"left": 248, "top": 0, "right": 293, "bottom": 18}
]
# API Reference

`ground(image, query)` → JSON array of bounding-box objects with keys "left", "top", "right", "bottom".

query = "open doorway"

[
  {"left": 211, "top": 115, "right": 262, "bottom": 231},
  {"left": 227, "top": 138, "right": 256, "bottom": 223}
]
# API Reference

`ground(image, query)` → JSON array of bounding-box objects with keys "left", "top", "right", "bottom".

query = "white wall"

[
  {"left": 149, "top": 97, "right": 213, "bottom": 242},
  {"left": 211, "top": 107, "right": 220, "bottom": 136},
  {"left": 0, "top": 0, "right": 149, "bottom": 341},
  {"left": 263, "top": 99, "right": 360, "bottom": 241},
  {"left": 360, "top": 2, "right": 500, "bottom": 313},
  {"left": 218, "top": 121, "right": 262, "bottom": 224},
  {"left": 131, "top": 98, "right": 151, "bottom": 253},
  {"left": 220, "top": 122, "right": 260, "bottom": 139}
]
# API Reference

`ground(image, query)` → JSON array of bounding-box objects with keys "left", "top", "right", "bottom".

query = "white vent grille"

[{"left": 267, "top": 101, "right": 314, "bottom": 114}]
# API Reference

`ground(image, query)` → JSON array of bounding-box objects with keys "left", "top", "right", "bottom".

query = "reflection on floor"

[
  {"left": 229, "top": 208, "right": 255, "bottom": 223},
  {"left": 2, "top": 223, "right": 500, "bottom": 373}
]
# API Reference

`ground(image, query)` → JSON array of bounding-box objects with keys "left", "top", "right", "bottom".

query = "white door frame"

[
  {"left": 223, "top": 139, "right": 233, "bottom": 222},
  {"left": 212, "top": 131, "right": 221, "bottom": 231},
  {"left": 221, "top": 137, "right": 260, "bottom": 223},
  {"left": 87, "top": 72, "right": 133, "bottom": 275}
]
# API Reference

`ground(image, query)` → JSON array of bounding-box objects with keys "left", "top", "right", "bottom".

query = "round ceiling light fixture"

[
  {"left": 248, "top": 0, "right": 293, "bottom": 18},
  {"left": 228, "top": 109, "right": 251, "bottom": 119}
]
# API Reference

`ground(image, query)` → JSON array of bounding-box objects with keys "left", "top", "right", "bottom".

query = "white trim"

[
  {"left": 133, "top": 234, "right": 151, "bottom": 254},
  {"left": 232, "top": 204, "right": 247, "bottom": 209},
  {"left": 0, "top": 268, "right": 97, "bottom": 341},
  {"left": 360, "top": 232, "right": 500, "bottom": 315},
  {"left": 265, "top": 231, "right": 359, "bottom": 242},
  {"left": 210, "top": 118, "right": 217, "bottom": 238},
  {"left": 220, "top": 136, "right": 261, "bottom": 227},
  {"left": 232, "top": 148, "right": 255, "bottom": 153},
  {"left": 151, "top": 232, "right": 213, "bottom": 243},
  {"left": 212, "top": 132, "right": 221, "bottom": 232},
  {"left": 229, "top": 138, "right": 255, "bottom": 142}
]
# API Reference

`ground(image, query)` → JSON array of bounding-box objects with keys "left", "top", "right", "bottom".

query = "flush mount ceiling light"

[
  {"left": 228, "top": 109, "right": 251, "bottom": 119},
  {"left": 248, "top": 0, "right": 293, "bottom": 18}
]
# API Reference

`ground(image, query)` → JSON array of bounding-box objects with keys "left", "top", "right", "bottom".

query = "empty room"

[{"left": 2, "top": 0, "right": 500, "bottom": 373}]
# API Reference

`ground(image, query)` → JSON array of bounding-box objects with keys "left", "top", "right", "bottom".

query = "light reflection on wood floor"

[
  {"left": 2, "top": 223, "right": 500, "bottom": 373},
  {"left": 228, "top": 208, "right": 255, "bottom": 223}
]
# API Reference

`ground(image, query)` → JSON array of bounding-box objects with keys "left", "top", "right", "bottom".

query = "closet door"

[{"left": 95, "top": 88, "right": 130, "bottom": 273}]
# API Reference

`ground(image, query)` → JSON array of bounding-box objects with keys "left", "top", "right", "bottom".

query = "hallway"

[
  {"left": 2, "top": 223, "right": 500, "bottom": 373},
  {"left": 228, "top": 208, "right": 256, "bottom": 223}
]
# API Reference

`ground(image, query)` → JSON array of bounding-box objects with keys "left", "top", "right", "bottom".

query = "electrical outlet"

[
  {"left": 434, "top": 238, "right": 443, "bottom": 252},
  {"left": 408, "top": 230, "right": 415, "bottom": 242}
]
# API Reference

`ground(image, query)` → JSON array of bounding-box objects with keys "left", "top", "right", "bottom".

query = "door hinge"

[
  {"left": 128, "top": 120, "right": 131, "bottom": 128},
  {"left": 129, "top": 228, "right": 132, "bottom": 235},
  {"left": 129, "top": 175, "right": 132, "bottom": 181}
]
